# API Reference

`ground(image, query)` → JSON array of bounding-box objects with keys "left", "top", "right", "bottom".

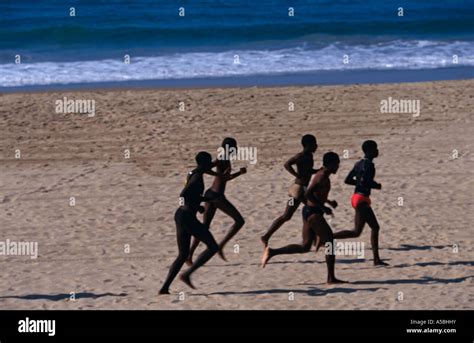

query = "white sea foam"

[{"left": 1, "top": 40, "right": 473, "bottom": 87}]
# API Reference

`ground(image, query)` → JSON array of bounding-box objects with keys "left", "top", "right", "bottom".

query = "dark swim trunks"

[
  {"left": 204, "top": 189, "right": 226, "bottom": 202},
  {"left": 302, "top": 205, "right": 324, "bottom": 221},
  {"left": 174, "top": 207, "right": 208, "bottom": 235}
]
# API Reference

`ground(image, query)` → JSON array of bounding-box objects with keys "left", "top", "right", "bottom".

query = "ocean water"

[{"left": 0, "top": 0, "right": 473, "bottom": 88}]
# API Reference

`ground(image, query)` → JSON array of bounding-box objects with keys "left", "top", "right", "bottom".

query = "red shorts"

[{"left": 351, "top": 193, "right": 371, "bottom": 209}]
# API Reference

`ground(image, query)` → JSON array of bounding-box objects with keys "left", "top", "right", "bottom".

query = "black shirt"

[
  {"left": 346, "top": 158, "right": 379, "bottom": 196},
  {"left": 180, "top": 169, "right": 204, "bottom": 209}
]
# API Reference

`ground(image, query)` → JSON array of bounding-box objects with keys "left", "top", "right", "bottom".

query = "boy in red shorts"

[{"left": 333, "top": 140, "right": 388, "bottom": 266}]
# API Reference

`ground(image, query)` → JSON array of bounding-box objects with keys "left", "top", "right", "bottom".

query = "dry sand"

[{"left": 0, "top": 80, "right": 473, "bottom": 309}]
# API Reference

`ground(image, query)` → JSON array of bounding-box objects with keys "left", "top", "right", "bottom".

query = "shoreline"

[{"left": 1, "top": 66, "right": 473, "bottom": 94}]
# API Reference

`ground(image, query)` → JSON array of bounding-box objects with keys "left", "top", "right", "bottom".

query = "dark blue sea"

[{"left": 1, "top": 0, "right": 473, "bottom": 88}]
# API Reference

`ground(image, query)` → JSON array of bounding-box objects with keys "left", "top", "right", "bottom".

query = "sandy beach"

[{"left": 0, "top": 79, "right": 472, "bottom": 310}]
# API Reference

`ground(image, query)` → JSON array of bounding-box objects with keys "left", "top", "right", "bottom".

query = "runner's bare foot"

[
  {"left": 374, "top": 259, "right": 389, "bottom": 266},
  {"left": 158, "top": 288, "right": 170, "bottom": 295},
  {"left": 327, "top": 277, "right": 347, "bottom": 284},
  {"left": 218, "top": 248, "right": 227, "bottom": 262},
  {"left": 314, "top": 236, "right": 323, "bottom": 252},
  {"left": 260, "top": 235, "right": 269, "bottom": 248},
  {"left": 179, "top": 273, "right": 196, "bottom": 289},
  {"left": 261, "top": 247, "right": 273, "bottom": 268}
]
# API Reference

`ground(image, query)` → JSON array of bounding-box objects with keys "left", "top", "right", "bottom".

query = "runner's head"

[
  {"left": 222, "top": 137, "right": 237, "bottom": 149},
  {"left": 195, "top": 151, "right": 213, "bottom": 171},
  {"left": 301, "top": 134, "right": 317, "bottom": 152},
  {"left": 221, "top": 137, "right": 238, "bottom": 160},
  {"left": 323, "top": 152, "right": 340, "bottom": 174},
  {"left": 362, "top": 140, "right": 379, "bottom": 158}
]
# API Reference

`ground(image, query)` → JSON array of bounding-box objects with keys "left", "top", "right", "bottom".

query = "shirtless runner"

[
  {"left": 261, "top": 152, "right": 345, "bottom": 284},
  {"left": 260, "top": 134, "right": 318, "bottom": 247}
]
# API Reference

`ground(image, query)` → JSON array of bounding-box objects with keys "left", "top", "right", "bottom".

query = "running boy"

[
  {"left": 260, "top": 134, "right": 318, "bottom": 247},
  {"left": 333, "top": 140, "right": 388, "bottom": 266},
  {"left": 261, "top": 152, "right": 345, "bottom": 284},
  {"left": 186, "top": 137, "right": 246, "bottom": 265},
  {"left": 159, "top": 152, "right": 220, "bottom": 294}
]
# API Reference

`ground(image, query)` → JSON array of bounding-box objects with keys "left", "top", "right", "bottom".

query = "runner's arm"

[{"left": 284, "top": 153, "right": 303, "bottom": 178}]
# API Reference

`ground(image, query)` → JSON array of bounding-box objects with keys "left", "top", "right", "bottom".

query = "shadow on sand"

[
  {"left": 194, "top": 286, "right": 386, "bottom": 297},
  {"left": 351, "top": 275, "right": 473, "bottom": 286},
  {"left": 191, "top": 275, "right": 472, "bottom": 297},
  {"left": 386, "top": 244, "right": 451, "bottom": 251},
  {"left": 391, "top": 260, "right": 474, "bottom": 268},
  {"left": 0, "top": 292, "right": 127, "bottom": 301},
  {"left": 247, "top": 258, "right": 374, "bottom": 267}
]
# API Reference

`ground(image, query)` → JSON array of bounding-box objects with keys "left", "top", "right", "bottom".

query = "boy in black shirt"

[{"left": 333, "top": 140, "right": 388, "bottom": 266}]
